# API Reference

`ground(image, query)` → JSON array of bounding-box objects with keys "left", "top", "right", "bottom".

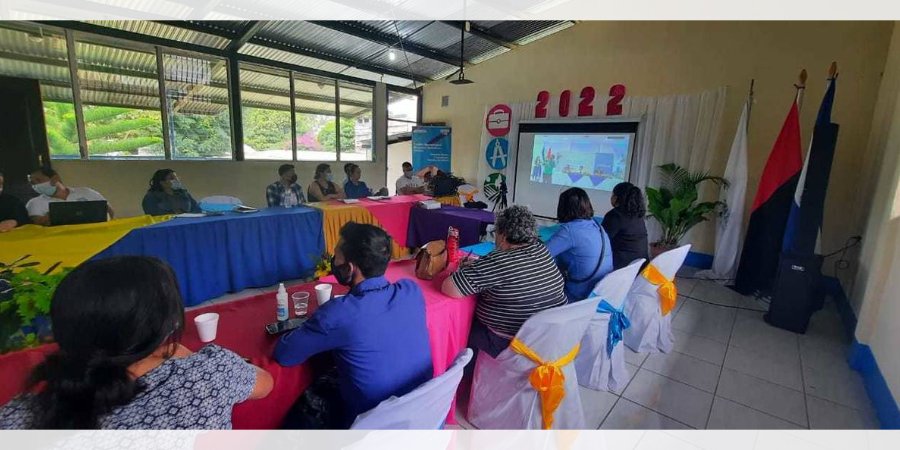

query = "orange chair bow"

[
  {"left": 642, "top": 264, "right": 677, "bottom": 316},
  {"left": 510, "top": 338, "right": 580, "bottom": 429}
]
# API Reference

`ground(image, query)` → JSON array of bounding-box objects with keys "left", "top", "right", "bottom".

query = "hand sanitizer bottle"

[{"left": 276, "top": 283, "right": 289, "bottom": 321}]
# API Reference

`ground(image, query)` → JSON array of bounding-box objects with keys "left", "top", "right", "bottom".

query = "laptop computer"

[{"left": 49, "top": 200, "right": 109, "bottom": 226}]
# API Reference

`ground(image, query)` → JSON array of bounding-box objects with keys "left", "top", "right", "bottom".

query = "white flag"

[{"left": 699, "top": 99, "right": 749, "bottom": 281}]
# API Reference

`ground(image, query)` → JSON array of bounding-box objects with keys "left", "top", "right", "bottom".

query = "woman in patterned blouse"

[{"left": 0, "top": 256, "right": 273, "bottom": 429}]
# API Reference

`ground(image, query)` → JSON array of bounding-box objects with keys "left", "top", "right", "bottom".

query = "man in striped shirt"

[{"left": 442, "top": 205, "right": 568, "bottom": 357}]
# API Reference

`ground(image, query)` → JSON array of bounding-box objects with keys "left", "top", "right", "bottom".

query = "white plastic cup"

[
  {"left": 194, "top": 313, "right": 219, "bottom": 343},
  {"left": 315, "top": 284, "right": 333, "bottom": 306}
]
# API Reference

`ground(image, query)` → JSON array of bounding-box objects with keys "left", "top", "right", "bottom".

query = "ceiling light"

[{"left": 388, "top": 50, "right": 397, "bottom": 61}]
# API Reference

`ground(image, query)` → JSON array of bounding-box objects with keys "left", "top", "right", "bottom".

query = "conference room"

[{"left": 0, "top": 13, "right": 899, "bottom": 437}]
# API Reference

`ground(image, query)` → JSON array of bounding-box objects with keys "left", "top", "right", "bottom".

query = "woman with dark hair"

[
  {"left": 343, "top": 163, "right": 388, "bottom": 199},
  {"left": 307, "top": 163, "right": 345, "bottom": 202},
  {"left": 0, "top": 256, "right": 273, "bottom": 429},
  {"left": 546, "top": 187, "right": 614, "bottom": 301},
  {"left": 602, "top": 182, "right": 649, "bottom": 269},
  {"left": 141, "top": 169, "right": 201, "bottom": 215}
]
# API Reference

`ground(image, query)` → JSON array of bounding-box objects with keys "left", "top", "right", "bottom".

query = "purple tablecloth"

[{"left": 407, "top": 205, "right": 495, "bottom": 248}]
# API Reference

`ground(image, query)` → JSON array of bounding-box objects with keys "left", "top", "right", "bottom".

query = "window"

[
  {"left": 75, "top": 38, "right": 164, "bottom": 159},
  {"left": 339, "top": 81, "right": 374, "bottom": 162},
  {"left": 388, "top": 90, "right": 419, "bottom": 141},
  {"left": 163, "top": 53, "right": 232, "bottom": 159},
  {"left": 240, "top": 64, "right": 292, "bottom": 160},
  {"left": 293, "top": 74, "right": 336, "bottom": 161},
  {"left": 0, "top": 24, "right": 78, "bottom": 159}
]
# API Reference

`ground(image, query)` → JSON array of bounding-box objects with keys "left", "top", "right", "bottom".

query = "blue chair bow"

[{"left": 596, "top": 299, "right": 631, "bottom": 357}]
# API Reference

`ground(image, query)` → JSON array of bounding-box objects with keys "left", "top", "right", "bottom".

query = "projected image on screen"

[{"left": 530, "top": 133, "right": 632, "bottom": 192}]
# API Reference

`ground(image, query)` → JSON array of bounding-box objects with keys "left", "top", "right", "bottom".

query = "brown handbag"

[{"left": 415, "top": 240, "right": 449, "bottom": 280}]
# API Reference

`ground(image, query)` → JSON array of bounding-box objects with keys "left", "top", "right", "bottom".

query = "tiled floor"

[{"left": 455, "top": 267, "right": 879, "bottom": 430}]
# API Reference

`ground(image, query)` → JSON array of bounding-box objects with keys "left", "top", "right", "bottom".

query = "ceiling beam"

[
  {"left": 309, "top": 21, "right": 463, "bottom": 68},
  {"left": 441, "top": 21, "right": 517, "bottom": 50},
  {"left": 226, "top": 21, "right": 264, "bottom": 54}
]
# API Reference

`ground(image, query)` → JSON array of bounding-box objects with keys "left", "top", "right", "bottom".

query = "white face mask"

[
  {"left": 32, "top": 181, "right": 57, "bottom": 197},
  {"left": 403, "top": 170, "right": 413, "bottom": 179}
]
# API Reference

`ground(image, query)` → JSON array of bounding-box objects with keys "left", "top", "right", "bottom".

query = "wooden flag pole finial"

[
  {"left": 797, "top": 69, "right": 808, "bottom": 89},
  {"left": 829, "top": 61, "right": 838, "bottom": 79}
]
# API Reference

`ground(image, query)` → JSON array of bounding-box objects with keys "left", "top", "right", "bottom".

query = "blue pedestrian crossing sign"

[{"left": 485, "top": 138, "right": 509, "bottom": 170}]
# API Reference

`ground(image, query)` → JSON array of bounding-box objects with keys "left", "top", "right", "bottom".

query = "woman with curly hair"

[{"left": 602, "top": 182, "right": 649, "bottom": 269}]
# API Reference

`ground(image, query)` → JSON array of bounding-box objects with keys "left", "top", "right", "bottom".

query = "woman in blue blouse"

[
  {"left": 343, "top": 163, "right": 388, "bottom": 199},
  {"left": 546, "top": 187, "right": 614, "bottom": 301}
]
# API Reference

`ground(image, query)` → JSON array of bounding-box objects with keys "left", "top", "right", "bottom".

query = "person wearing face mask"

[
  {"left": 26, "top": 166, "right": 113, "bottom": 226},
  {"left": 395, "top": 162, "right": 437, "bottom": 196},
  {"left": 307, "top": 163, "right": 345, "bottom": 202},
  {"left": 142, "top": 169, "right": 201, "bottom": 216},
  {"left": 266, "top": 164, "right": 305, "bottom": 207},
  {"left": 274, "top": 223, "right": 432, "bottom": 428},
  {"left": 342, "top": 163, "right": 389, "bottom": 200},
  {"left": 0, "top": 171, "right": 30, "bottom": 232}
]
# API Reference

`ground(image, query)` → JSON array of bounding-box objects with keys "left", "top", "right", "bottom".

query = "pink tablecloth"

[
  {"left": 321, "top": 259, "right": 476, "bottom": 423},
  {"left": 326, "top": 194, "right": 430, "bottom": 248}
]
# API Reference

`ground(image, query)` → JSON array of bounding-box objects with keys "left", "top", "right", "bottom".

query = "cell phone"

[{"left": 265, "top": 317, "right": 308, "bottom": 335}]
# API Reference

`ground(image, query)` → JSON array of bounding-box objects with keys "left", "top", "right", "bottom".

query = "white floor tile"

[
  {"left": 625, "top": 347, "right": 649, "bottom": 367},
  {"left": 666, "top": 430, "right": 759, "bottom": 450},
  {"left": 634, "top": 431, "right": 700, "bottom": 450},
  {"left": 612, "top": 363, "right": 640, "bottom": 395},
  {"left": 803, "top": 364, "right": 872, "bottom": 412},
  {"left": 754, "top": 431, "right": 832, "bottom": 450},
  {"left": 729, "top": 315, "right": 800, "bottom": 363},
  {"left": 782, "top": 429, "right": 874, "bottom": 450},
  {"left": 601, "top": 399, "right": 691, "bottom": 429},
  {"left": 724, "top": 344, "right": 803, "bottom": 391},
  {"left": 622, "top": 369, "right": 714, "bottom": 429},
  {"left": 643, "top": 352, "right": 721, "bottom": 393},
  {"left": 806, "top": 395, "right": 879, "bottom": 429},
  {"left": 674, "top": 276, "right": 699, "bottom": 297},
  {"left": 799, "top": 335, "right": 850, "bottom": 372},
  {"left": 690, "top": 281, "right": 756, "bottom": 309},
  {"left": 716, "top": 368, "right": 808, "bottom": 427},
  {"left": 579, "top": 386, "right": 619, "bottom": 429},
  {"left": 707, "top": 396, "right": 803, "bottom": 429},
  {"left": 671, "top": 301, "right": 736, "bottom": 344},
  {"left": 671, "top": 329, "right": 728, "bottom": 366}
]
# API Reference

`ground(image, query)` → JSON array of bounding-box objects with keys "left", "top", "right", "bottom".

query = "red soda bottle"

[{"left": 447, "top": 226, "right": 460, "bottom": 264}]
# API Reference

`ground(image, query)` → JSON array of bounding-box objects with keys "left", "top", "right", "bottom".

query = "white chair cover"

[
  {"left": 623, "top": 245, "right": 691, "bottom": 353},
  {"left": 466, "top": 299, "right": 599, "bottom": 429},
  {"left": 575, "top": 259, "right": 646, "bottom": 391},
  {"left": 350, "top": 348, "right": 473, "bottom": 430}
]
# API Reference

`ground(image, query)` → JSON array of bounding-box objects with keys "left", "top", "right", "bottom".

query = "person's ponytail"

[{"left": 623, "top": 185, "right": 647, "bottom": 218}]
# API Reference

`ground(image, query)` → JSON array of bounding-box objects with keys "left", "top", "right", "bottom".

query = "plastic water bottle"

[
  {"left": 447, "top": 226, "right": 460, "bottom": 264},
  {"left": 276, "top": 283, "right": 289, "bottom": 321}
]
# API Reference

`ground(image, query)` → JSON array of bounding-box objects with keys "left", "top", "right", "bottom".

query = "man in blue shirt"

[{"left": 274, "top": 222, "right": 433, "bottom": 427}]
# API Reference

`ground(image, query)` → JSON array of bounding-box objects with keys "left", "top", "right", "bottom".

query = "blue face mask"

[
  {"left": 32, "top": 181, "right": 57, "bottom": 197},
  {"left": 170, "top": 179, "right": 184, "bottom": 191},
  {"left": 326, "top": 173, "right": 334, "bottom": 182}
]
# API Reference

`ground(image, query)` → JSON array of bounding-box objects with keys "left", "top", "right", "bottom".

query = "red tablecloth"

[
  {"left": 325, "top": 194, "right": 431, "bottom": 248},
  {"left": 0, "top": 260, "right": 475, "bottom": 429}
]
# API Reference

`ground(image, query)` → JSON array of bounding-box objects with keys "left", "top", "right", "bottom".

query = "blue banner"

[{"left": 412, "top": 126, "right": 452, "bottom": 173}]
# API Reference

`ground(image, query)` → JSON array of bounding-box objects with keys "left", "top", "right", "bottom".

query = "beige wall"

[
  {"left": 852, "top": 23, "right": 900, "bottom": 400},
  {"left": 51, "top": 157, "right": 388, "bottom": 218},
  {"left": 423, "top": 21, "right": 892, "bottom": 255}
]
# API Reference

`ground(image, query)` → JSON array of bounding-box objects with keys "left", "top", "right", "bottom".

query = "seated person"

[
  {"left": 274, "top": 223, "right": 432, "bottom": 428},
  {"left": 142, "top": 169, "right": 201, "bottom": 215},
  {"left": 267, "top": 163, "right": 305, "bottom": 207},
  {"left": 395, "top": 162, "right": 437, "bottom": 195},
  {"left": 0, "top": 256, "right": 273, "bottom": 429},
  {"left": 26, "top": 166, "right": 114, "bottom": 226},
  {"left": 602, "top": 182, "right": 650, "bottom": 269},
  {"left": 546, "top": 188, "right": 614, "bottom": 301},
  {"left": 0, "top": 171, "right": 29, "bottom": 232},
  {"left": 307, "top": 163, "right": 345, "bottom": 202},
  {"left": 442, "top": 205, "right": 567, "bottom": 358},
  {"left": 343, "top": 163, "right": 389, "bottom": 199}
]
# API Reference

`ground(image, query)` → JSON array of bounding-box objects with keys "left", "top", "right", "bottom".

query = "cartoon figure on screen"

[
  {"left": 531, "top": 156, "right": 543, "bottom": 181},
  {"left": 541, "top": 147, "right": 556, "bottom": 184}
]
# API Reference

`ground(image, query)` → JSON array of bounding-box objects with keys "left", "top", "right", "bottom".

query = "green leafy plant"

[
  {"left": 0, "top": 255, "right": 70, "bottom": 353},
  {"left": 646, "top": 163, "right": 728, "bottom": 248}
]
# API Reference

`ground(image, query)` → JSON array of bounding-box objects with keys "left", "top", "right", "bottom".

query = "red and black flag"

[{"left": 732, "top": 92, "right": 803, "bottom": 295}]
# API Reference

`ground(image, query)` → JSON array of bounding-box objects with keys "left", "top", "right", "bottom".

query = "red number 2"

[
  {"left": 558, "top": 90, "right": 571, "bottom": 117},
  {"left": 535, "top": 91, "right": 550, "bottom": 118},
  {"left": 578, "top": 86, "right": 595, "bottom": 116},
  {"left": 607, "top": 84, "right": 625, "bottom": 116}
]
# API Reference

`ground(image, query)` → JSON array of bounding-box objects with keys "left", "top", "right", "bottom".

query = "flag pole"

[
  {"left": 794, "top": 69, "right": 808, "bottom": 112},
  {"left": 747, "top": 79, "right": 755, "bottom": 132},
  {"left": 828, "top": 61, "right": 838, "bottom": 81}
]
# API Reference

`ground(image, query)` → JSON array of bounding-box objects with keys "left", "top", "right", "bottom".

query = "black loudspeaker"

[{"left": 764, "top": 253, "right": 824, "bottom": 334}]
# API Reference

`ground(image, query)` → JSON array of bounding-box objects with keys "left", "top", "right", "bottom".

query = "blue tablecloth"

[{"left": 93, "top": 207, "right": 325, "bottom": 306}]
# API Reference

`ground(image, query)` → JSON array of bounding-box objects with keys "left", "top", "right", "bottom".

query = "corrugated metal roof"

[
  {"left": 88, "top": 21, "right": 231, "bottom": 49},
  {"left": 257, "top": 22, "right": 385, "bottom": 62},
  {"left": 239, "top": 43, "right": 350, "bottom": 74}
]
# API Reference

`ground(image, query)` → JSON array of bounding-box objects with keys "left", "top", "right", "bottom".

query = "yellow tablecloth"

[
  {"left": 310, "top": 202, "right": 410, "bottom": 259},
  {"left": 434, "top": 195, "right": 461, "bottom": 206},
  {"left": 0, "top": 215, "right": 170, "bottom": 273}
]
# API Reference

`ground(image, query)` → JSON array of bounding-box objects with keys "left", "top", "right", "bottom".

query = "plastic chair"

[
  {"left": 575, "top": 258, "right": 645, "bottom": 392},
  {"left": 466, "top": 298, "right": 599, "bottom": 429},
  {"left": 198, "top": 195, "right": 242, "bottom": 213},
  {"left": 623, "top": 245, "right": 691, "bottom": 353},
  {"left": 350, "top": 348, "right": 473, "bottom": 430}
]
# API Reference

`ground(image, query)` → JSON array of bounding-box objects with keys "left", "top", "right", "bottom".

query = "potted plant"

[
  {"left": 0, "top": 255, "right": 70, "bottom": 353},
  {"left": 646, "top": 163, "right": 728, "bottom": 258}
]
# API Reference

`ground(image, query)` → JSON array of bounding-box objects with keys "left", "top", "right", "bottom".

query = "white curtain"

[{"left": 475, "top": 87, "right": 728, "bottom": 244}]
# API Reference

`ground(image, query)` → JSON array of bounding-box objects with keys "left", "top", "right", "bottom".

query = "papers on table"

[
  {"left": 342, "top": 199, "right": 361, "bottom": 204},
  {"left": 174, "top": 213, "right": 206, "bottom": 218}
]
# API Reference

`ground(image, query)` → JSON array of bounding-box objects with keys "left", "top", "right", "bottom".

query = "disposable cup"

[
  {"left": 315, "top": 284, "right": 333, "bottom": 306},
  {"left": 292, "top": 291, "right": 310, "bottom": 316},
  {"left": 194, "top": 313, "right": 219, "bottom": 343}
]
